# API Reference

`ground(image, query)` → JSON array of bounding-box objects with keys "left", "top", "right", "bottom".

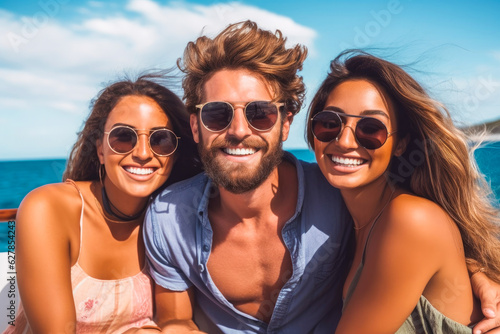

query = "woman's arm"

[
  {"left": 154, "top": 284, "right": 206, "bottom": 333},
  {"left": 336, "top": 197, "right": 466, "bottom": 334},
  {"left": 16, "top": 184, "right": 80, "bottom": 333}
]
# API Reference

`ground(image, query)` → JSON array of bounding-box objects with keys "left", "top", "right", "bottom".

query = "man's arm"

[
  {"left": 470, "top": 270, "right": 500, "bottom": 334},
  {"left": 142, "top": 192, "right": 206, "bottom": 333}
]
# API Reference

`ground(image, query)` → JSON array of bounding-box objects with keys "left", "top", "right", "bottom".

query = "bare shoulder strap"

[{"left": 65, "top": 179, "right": 85, "bottom": 260}]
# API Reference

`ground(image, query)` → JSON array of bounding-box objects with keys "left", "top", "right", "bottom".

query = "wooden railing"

[{"left": 0, "top": 209, "right": 17, "bottom": 221}]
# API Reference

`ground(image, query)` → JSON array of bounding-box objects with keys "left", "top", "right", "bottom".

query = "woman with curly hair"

[{"left": 4, "top": 72, "right": 201, "bottom": 333}]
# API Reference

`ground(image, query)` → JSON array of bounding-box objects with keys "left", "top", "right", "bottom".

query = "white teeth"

[
  {"left": 223, "top": 148, "right": 256, "bottom": 156},
  {"left": 331, "top": 156, "right": 364, "bottom": 167},
  {"left": 124, "top": 167, "right": 155, "bottom": 175}
]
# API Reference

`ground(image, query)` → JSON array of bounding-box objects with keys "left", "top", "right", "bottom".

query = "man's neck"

[{"left": 210, "top": 160, "right": 297, "bottom": 227}]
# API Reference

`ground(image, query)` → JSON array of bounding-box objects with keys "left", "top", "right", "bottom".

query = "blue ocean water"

[
  {"left": 1, "top": 144, "right": 499, "bottom": 252},
  {"left": 0, "top": 159, "right": 67, "bottom": 209},
  {"left": 474, "top": 141, "right": 500, "bottom": 206},
  {"left": 0, "top": 159, "right": 66, "bottom": 252}
]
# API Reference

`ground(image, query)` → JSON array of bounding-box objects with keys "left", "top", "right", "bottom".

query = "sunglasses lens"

[
  {"left": 245, "top": 101, "right": 279, "bottom": 131},
  {"left": 150, "top": 129, "right": 178, "bottom": 156},
  {"left": 108, "top": 127, "right": 136, "bottom": 153},
  {"left": 201, "top": 102, "right": 233, "bottom": 131},
  {"left": 311, "top": 112, "right": 342, "bottom": 142},
  {"left": 356, "top": 118, "right": 388, "bottom": 149}
]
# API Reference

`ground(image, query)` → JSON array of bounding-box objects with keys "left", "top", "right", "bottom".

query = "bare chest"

[
  {"left": 77, "top": 204, "right": 145, "bottom": 279},
  {"left": 207, "top": 229, "right": 292, "bottom": 323}
]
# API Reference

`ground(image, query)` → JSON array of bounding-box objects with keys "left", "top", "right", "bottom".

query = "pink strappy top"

[{"left": 3, "top": 181, "right": 157, "bottom": 333}]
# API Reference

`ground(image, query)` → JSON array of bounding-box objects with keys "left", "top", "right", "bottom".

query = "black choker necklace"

[{"left": 101, "top": 185, "right": 147, "bottom": 222}]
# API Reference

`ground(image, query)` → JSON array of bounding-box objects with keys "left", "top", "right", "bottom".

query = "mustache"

[{"left": 210, "top": 136, "right": 267, "bottom": 150}]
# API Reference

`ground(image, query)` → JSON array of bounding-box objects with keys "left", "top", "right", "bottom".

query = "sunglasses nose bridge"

[
  {"left": 226, "top": 106, "right": 253, "bottom": 137},
  {"left": 231, "top": 102, "right": 246, "bottom": 111},
  {"left": 132, "top": 131, "right": 154, "bottom": 159},
  {"left": 335, "top": 123, "right": 359, "bottom": 148}
]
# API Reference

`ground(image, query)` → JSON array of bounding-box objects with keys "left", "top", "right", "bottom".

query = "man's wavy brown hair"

[{"left": 178, "top": 20, "right": 308, "bottom": 117}]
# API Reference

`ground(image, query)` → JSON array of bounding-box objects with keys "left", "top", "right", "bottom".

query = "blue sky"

[{"left": 1, "top": 0, "right": 499, "bottom": 160}]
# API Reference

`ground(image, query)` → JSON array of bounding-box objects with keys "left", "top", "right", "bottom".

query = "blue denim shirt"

[{"left": 144, "top": 152, "right": 353, "bottom": 333}]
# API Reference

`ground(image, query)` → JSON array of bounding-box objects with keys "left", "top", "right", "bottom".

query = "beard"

[{"left": 198, "top": 130, "right": 284, "bottom": 194}]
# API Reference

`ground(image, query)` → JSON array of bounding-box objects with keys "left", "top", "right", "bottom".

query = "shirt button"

[
  {"left": 203, "top": 245, "right": 210, "bottom": 252},
  {"left": 198, "top": 264, "right": 205, "bottom": 272}
]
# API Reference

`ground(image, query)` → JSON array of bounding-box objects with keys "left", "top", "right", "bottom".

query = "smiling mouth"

[
  {"left": 123, "top": 166, "right": 156, "bottom": 175},
  {"left": 222, "top": 147, "right": 258, "bottom": 156},
  {"left": 331, "top": 155, "right": 366, "bottom": 168}
]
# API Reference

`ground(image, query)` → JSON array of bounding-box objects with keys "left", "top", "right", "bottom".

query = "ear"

[
  {"left": 281, "top": 112, "right": 294, "bottom": 142},
  {"left": 393, "top": 134, "right": 409, "bottom": 157},
  {"left": 96, "top": 138, "right": 104, "bottom": 164},
  {"left": 190, "top": 113, "right": 200, "bottom": 144}
]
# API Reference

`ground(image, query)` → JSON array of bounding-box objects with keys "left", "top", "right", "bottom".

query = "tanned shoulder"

[
  {"left": 370, "top": 193, "right": 463, "bottom": 266},
  {"left": 17, "top": 182, "right": 83, "bottom": 235}
]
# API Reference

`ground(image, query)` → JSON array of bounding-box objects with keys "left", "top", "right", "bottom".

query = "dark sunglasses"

[
  {"left": 311, "top": 111, "right": 396, "bottom": 149},
  {"left": 104, "top": 125, "right": 179, "bottom": 156},
  {"left": 195, "top": 100, "right": 284, "bottom": 132}
]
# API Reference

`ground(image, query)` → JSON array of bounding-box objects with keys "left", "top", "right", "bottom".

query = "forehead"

[
  {"left": 105, "top": 95, "right": 171, "bottom": 128},
  {"left": 325, "top": 79, "right": 395, "bottom": 117},
  {"left": 202, "top": 69, "right": 274, "bottom": 102}
]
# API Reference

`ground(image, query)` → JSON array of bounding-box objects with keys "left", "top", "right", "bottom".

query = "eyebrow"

[
  {"left": 323, "top": 106, "right": 389, "bottom": 119},
  {"left": 110, "top": 123, "right": 169, "bottom": 130}
]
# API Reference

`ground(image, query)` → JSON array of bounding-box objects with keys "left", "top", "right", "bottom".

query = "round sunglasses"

[
  {"left": 195, "top": 100, "right": 284, "bottom": 132},
  {"left": 104, "top": 125, "right": 179, "bottom": 156},
  {"left": 311, "top": 110, "right": 396, "bottom": 149}
]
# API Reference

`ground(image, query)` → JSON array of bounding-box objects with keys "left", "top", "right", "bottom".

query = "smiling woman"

[
  {"left": 2, "top": 71, "right": 202, "bottom": 334},
  {"left": 307, "top": 50, "right": 500, "bottom": 334}
]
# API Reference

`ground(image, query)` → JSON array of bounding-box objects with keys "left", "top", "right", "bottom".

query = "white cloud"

[
  {"left": 0, "top": 68, "right": 95, "bottom": 114},
  {"left": 0, "top": 0, "right": 317, "bottom": 158},
  {"left": 0, "top": 1, "right": 316, "bottom": 69}
]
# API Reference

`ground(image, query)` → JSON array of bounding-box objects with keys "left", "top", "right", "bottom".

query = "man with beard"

[
  {"left": 142, "top": 20, "right": 352, "bottom": 333},
  {"left": 142, "top": 21, "right": 500, "bottom": 334}
]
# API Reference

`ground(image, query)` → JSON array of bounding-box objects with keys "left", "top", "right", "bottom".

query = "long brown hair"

[
  {"left": 178, "top": 20, "right": 308, "bottom": 117},
  {"left": 307, "top": 50, "right": 500, "bottom": 281},
  {"left": 63, "top": 71, "right": 202, "bottom": 187}
]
